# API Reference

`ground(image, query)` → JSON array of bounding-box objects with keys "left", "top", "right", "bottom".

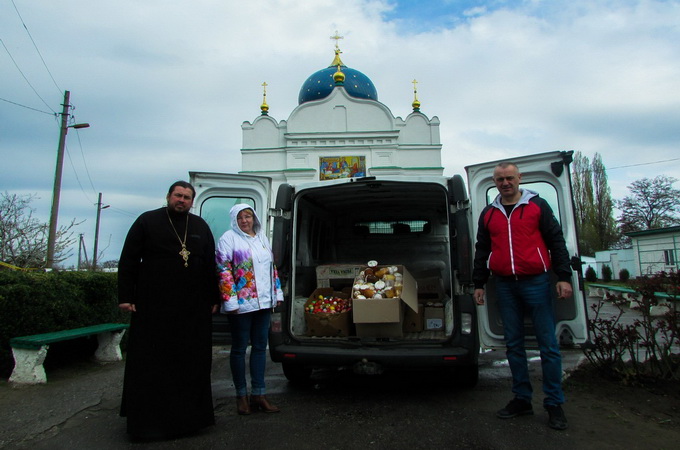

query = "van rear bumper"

[{"left": 269, "top": 342, "right": 478, "bottom": 369}]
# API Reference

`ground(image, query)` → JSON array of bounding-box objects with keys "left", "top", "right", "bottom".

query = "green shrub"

[
  {"left": 584, "top": 270, "right": 680, "bottom": 382},
  {"left": 602, "top": 265, "right": 612, "bottom": 282},
  {"left": 585, "top": 266, "right": 597, "bottom": 282},
  {"left": 619, "top": 268, "right": 630, "bottom": 282},
  {"left": 0, "top": 271, "right": 126, "bottom": 378}
]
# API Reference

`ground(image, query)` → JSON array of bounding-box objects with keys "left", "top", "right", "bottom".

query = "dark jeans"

[
  {"left": 495, "top": 272, "right": 565, "bottom": 407},
  {"left": 227, "top": 308, "right": 271, "bottom": 397}
]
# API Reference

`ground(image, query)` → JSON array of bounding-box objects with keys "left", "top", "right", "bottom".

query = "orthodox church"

[{"left": 238, "top": 36, "right": 444, "bottom": 196}]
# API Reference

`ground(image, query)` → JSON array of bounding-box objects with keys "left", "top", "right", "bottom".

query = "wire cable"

[
  {"left": 10, "top": 0, "right": 62, "bottom": 94},
  {"left": 71, "top": 123, "right": 98, "bottom": 194},
  {"left": 0, "top": 38, "right": 55, "bottom": 113},
  {"left": 609, "top": 158, "right": 680, "bottom": 170},
  {"left": 0, "top": 96, "right": 54, "bottom": 116}
]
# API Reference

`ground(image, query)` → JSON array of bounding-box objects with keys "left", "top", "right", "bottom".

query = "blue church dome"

[{"left": 298, "top": 51, "right": 378, "bottom": 104}]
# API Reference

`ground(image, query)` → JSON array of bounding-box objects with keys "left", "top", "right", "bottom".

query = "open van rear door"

[
  {"left": 189, "top": 172, "right": 272, "bottom": 243},
  {"left": 465, "top": 151, "right": 589, "bottom": 349}
]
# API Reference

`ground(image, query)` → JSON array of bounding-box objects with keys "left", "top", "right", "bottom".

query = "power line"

[
  {"left": 71, "top": 122, "right": 98, "bottom": 194},
  {"left": 608, "top": 158, "right": 680, "bottom": 170},
  {"left": 10, "top": 0, "right": 62, "bottom": 94},
  {"left": 64, "top": 141, "right": 93, "bottom": 205},
  {"left": 0, "top": 38, "right": 55, "bottom": 113},
  {"left": 0, "top": 96, "right": 54, "bottom": 115}
]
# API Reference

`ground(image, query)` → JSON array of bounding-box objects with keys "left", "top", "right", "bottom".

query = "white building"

[
  {"left": 594, "top": 248, "right": 637, "bottom": 279},
  {"left": 239, "top": 45, "right": 443, "bottom": 197},
  {"left": 628, "top": 226, "right": 680, "bottom": 276}
]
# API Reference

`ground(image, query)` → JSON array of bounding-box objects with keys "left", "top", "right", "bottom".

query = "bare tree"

[
  {"left": 0, "top": 192, "right": 80, "bottom": 269},
  {"left": 617, "top": 176, "right": 680, "bottom": 236}
]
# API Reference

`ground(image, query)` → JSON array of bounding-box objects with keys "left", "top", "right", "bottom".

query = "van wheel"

[
  {"left": 282, "top": 363, "right": 312, "bottom": 385},
  {"left": 454, "top": 364, "right": 479, "bottom": 388}
]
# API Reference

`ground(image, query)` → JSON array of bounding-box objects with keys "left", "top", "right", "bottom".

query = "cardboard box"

[
  {"left": 316, "top": 264, "right": 363, "bottom": 288},
  {"left": 403, "top": 303, "right": 424, "bottom": 333},
  {"left": 305, "top": 288, "right": 351, "bottom": 337},
  {"left": 417, "top": 276, "right": 445, "bottom": 301},
  {"left": 352, "top": 265, "right": 419, "bottom": 338},
  {"left": 424, "top": 303, "right": 445, "bottom": 330}
]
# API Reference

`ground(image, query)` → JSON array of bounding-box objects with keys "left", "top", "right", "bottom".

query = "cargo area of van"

[{"left": 283, "top": 177, "right": 466, "bottom": 342}]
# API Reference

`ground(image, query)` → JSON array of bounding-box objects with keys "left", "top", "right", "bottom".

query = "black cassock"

[{"left": 118, "top": 207, "right": 219, "bottom": 439}]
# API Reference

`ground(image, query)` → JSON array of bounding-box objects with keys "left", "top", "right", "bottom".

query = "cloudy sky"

[{"left": 2, "top": 0, "right": 679, "bottom": 267}]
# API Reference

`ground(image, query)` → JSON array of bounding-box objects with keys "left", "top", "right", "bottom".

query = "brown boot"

[
  {"left": 236, "top": 396, "right": 251, "bottom": 415},
  {"left": 250, "top": 395, "right": 280, "bottom": 413}
]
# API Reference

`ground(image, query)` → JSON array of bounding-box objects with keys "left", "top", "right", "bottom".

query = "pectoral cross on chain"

[{"left": 179, "top": 245, "right": 190, "bottom": 267}]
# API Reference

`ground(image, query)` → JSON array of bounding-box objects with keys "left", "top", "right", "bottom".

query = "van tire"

[{"left": 282, "top": 363, "right": 313, "bottom": 385}]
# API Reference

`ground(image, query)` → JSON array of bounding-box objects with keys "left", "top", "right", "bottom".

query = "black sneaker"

[
  {"left": 545, "top": 404, "right": 568, "bottom": 430},
  {"left": 496, "top": 398, "right": 533, "bottom": 419}
]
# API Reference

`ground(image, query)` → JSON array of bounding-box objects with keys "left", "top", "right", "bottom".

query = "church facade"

[{"left": 238, "top": 44, "right": 444, "bottom": 197}]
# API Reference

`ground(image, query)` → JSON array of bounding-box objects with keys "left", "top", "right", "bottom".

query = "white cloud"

[{"left": 1, "top": 0, "right": 679, "bottom": 267}]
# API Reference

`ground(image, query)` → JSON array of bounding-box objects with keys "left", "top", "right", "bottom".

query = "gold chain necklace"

[{"left": 167, "top": 209, "right": 190, "bottom": 267}]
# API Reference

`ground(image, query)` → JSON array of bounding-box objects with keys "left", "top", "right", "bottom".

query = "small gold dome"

[{"left": 334, "top": 65, "right": 345, "bottom": 84}]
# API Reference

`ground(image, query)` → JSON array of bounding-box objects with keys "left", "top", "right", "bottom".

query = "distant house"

[
  {"left": 594, "top": 248, "right": 637, "bottom": 279},
  {"left": 627, "top": 225, "right": 680, "bottom": 276}
]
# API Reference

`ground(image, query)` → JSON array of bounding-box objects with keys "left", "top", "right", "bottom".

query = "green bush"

[
  {"left": 0, "top": 271, "right": 126, "bottom": 378},
  {"left": 619, "top": 268, "right": 630, "bottom": 282},
  {"left": 585, "top": 266, "right": 597, "bottom": 282},
  {"left": 602, "top": 265, "right": 613, "bottom": 282},
  {"left": 584, "top": 270, "right": 679, "bottom": 382}
]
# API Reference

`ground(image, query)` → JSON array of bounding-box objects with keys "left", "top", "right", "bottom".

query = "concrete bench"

[
  {"left": 9, "top": 323, "right": 129, "bottom": 385},
  {"left": 587, "top": 283, "right": 677, "bottom": 316}
]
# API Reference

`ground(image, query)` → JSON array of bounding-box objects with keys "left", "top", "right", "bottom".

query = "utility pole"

[
  {"left": 77, "top": 233, "right": 83, "bottom": 270},
  {"left": 45, "top": 91, "right": 89, "bottom": 269},
  {"left": 80, "top": 234, "right": 89, "bottom": 270},
  {"left": 92, "top": 192, "right": 109, "bottom": 271},
  {"left": 46, "top": 91, "right": 71, "bottom": 269}
]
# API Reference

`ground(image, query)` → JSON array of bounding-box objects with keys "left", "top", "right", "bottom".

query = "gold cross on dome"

[
  {"left": 412, "top": 79, "right": 419, "bottom": 100},
  {"left": 330, "top": 30, "right": 344, "bottom": 49},
  {"left": 262, "top": 81, "right": 268, "bottom": 95}
]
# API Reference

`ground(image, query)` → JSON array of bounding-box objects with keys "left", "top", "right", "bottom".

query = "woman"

[{"left": 216, "top": 204, "right": 284, "bottom": 415}]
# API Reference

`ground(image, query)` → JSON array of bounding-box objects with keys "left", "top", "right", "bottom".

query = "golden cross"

[
  {"left": 262, "top": 81, "right": 268, "bottom": 96},
  {"left": 330, "top": 30, "right": 344, "bottom": 49},
  {"left": 412, "top": 79, "right": 419, "bottom": 99},
  {"left": 179, "top": 245, "right": 190, "bottom": 268}
]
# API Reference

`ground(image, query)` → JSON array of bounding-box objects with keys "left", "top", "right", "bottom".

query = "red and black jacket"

[{"left": 473, "top": 189, "right": 572, "bottom": 289}]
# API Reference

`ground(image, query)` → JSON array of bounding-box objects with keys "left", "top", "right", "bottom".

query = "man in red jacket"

[{"left": 473, "top": 162, "right": 572, "bottom": 431}]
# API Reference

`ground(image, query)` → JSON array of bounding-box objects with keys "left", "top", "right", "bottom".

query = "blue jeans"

[
  {"left": 227, "top": 308, "right": 271, "bottom": 397},
  {"left": 495, "top": 272, "right": 565, "bottom": 407}
]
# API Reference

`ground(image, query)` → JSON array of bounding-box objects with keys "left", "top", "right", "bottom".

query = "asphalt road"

[{"left": 1, "top": 346, "right": 593, "bottom": 450}]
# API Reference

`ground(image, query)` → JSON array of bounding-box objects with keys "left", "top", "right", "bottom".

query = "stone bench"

[
  {"left": 587, "top": 283, "right": 676, "bottom": 316},
  {"left": 9, "top": 323, "right": 129, "bottom": 385}
]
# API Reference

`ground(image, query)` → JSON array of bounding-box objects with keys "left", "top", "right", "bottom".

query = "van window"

[
  {"left": 198, "top": 197, "right": 256, "bottom": 241},
  {"left": 485, "top": 182, "right": 561, "bottom": 224},
  {"left": 354, "top": 220, "right": 429, "bottom": 235}
]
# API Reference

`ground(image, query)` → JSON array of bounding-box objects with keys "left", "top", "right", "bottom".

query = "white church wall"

[
  {"left": 399, "top": 113, "right": 438, "bottom": 145},
  {"left": 242, "top": 115, "right": 285, "bottom": 149},
  {"left": 287, "top": 88, "right": 394, "bottom": 133}
]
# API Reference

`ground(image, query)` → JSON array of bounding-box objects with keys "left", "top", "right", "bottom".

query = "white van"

[{"left": 190, "top": 150, "right": 589, "bottom": 387}]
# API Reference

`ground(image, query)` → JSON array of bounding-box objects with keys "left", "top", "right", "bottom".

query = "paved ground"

[
  {"left": 1, "top": 295, "right": 677, "bottom": 449},
  {"left": 0, "top": 346, "right": 591, "bottom": 450}
]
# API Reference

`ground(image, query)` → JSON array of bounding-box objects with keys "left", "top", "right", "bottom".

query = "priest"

[{"left": 118, "top": 181, "right": 219, "bottom": 440}]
